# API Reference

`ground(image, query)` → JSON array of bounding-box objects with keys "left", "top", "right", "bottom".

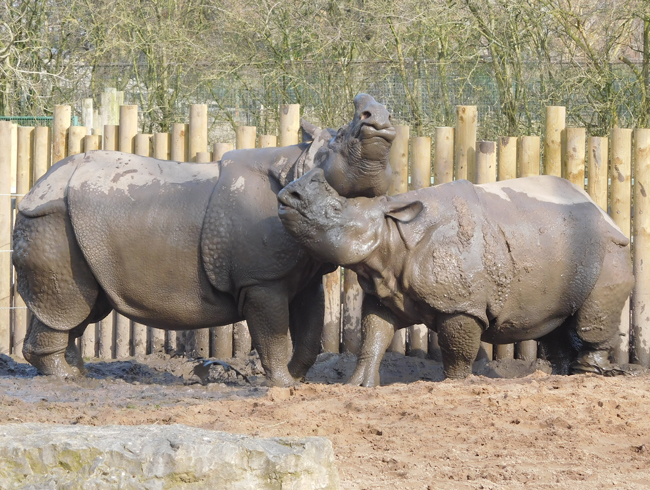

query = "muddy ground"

[{"left": 0, "top": 351, "right": 649, "bottom": 489}]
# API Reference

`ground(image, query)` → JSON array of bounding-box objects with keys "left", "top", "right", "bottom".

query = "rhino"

[
  {"left": 277, "top": 168, "right": 635, "bottom": 386},
  {"left": 12, "top": 94, "right": 396, "bottom": 386}
]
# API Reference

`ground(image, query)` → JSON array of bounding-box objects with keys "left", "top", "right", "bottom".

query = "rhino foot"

[
  {"left": 570, "top": 350, "right": 624, "bottom": 376},
  {"left": 347, "top": 362, "right": 380, "bottom": 387}
]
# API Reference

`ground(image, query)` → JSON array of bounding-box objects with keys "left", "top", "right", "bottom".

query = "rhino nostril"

[
  {"left": 290, "top": 190, "right": 302, "bottom": 201},
  {"left": 360, "top": 111, "right": 371, "bottom": 120}
]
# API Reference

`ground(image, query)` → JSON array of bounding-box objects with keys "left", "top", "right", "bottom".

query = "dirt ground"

[{"left": 1, "top": 351, "right": 649, "bottom": 490}]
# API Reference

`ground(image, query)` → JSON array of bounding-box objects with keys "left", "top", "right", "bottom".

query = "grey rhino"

[
  {"left": 13, "top": 94, "right": 396, "bottom": 386},
  {"left": 278, "top": 168, "right": 635, "bottom": 385}
]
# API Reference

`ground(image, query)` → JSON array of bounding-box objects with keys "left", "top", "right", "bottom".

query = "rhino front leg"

[
  {"left": 348, "top": 295, "right": 401, "bottom": 387},
  {"left": 241, "top": 285, "right": 297, "bottom": 387},
  {"left": 436, "top": 312, "right": 483, "bottom": 380},
  {"left": 288, "top": 277, "right": 325, "bottom": 381}
]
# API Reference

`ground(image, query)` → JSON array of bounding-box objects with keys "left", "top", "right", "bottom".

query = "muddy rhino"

[
  {"left": 13, "top": 94, "right": 396, "bottom": 386},
  {"left": 278, "top": 169, "right": 635, "bottom": 385}
]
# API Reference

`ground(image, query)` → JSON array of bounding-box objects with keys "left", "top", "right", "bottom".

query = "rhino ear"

[
  {"left": 384, "top": 200, "right": 423, "bottom": 223},
  {"left": 301, "top": 119, "right": 336, "bottom": 143}
]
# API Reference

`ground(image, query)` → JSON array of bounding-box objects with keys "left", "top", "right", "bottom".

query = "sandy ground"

[{"left": 1, "top": 351, "right": 649, "bottom": 489}]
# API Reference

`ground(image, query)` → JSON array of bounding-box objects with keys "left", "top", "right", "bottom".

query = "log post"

[
  {"left": 67, "top": 126, "right": 88, "bottom": 156},
  {"left": 544, "top": 106, "right": 565, "bottom": 177},
  {"left": 171, "top": 123, "right": 189, "bottom": 162},
  {"left": 236, "top": 126, "right": 256, "bottom": 149},
  {"left": 342, "top": 268, "right": 362, "bottom": 356},
  {"left": 611, "top": 128, "right": 632, "bottom": 364},
  {"left": 189, "top": 104, "right": 208, "bottom": 162},
  {"left": 279, "top": 104, "right": 300, "bottom": 147},
  {"left": 516, "top": 135, "right": 540, "bottom": 360},
  {"left": 13, "top": 126, "right": 33, "bottom": 356},
  {"left": 233, "top": 321, "right": 251, "bottom": 358},
  {"left": 213, "top": 143, "right": 233, "bottom": 161},
  {"left": 211, "top": 326, "right": 233, "bottom": 359},
  {"left": 134, "top": 134, "right": 152, "bottom": 157},
  {"left": 258, "top": 135, "right": 277, "bottom": 148},
  {"left": 386, "top": 125, "right": 409, "bottom": 354},
  {"left": 429, "top": 127, "right": 455, "bottom": 361},
  {"left": 322, "top": 269, "right": 341, "bottom": 353},
  {"left": 474, "top": 141, "right": 497, "bottom": 361},
  {"left": 495, "top": 136, "right": 517, "bottom": 360},
  {"left": 562, "top": 127, "right": 586, "bottom": 189},
  {"left": 114, "top": 106, "right": 139, "bottom": 358},
  {"left": 103, "top": 125, "right": 119, "bottom": 152},
  {"left": 0, "top": 122, "right": 11, "bottom": 354},
  {"left": 153, "top": 133, "right": 170, "bottom": 160},
  {"left": 196, "top": 151, "right": 211, "bottom": 163},
  {"left": 633, "top": 128, "right": 650, "bottom": 367},
  {"left": 52, "top": 105, "right": 71, "bottom": 164},
  {"left": 587, "top": 137, "right": 608, "bottom": 211},
  {"left": 455, "top": 106, "right": 477, "bottom": 181},
  {"left": 497, "top": 137, "right": 517, "bottom": 182},
  {"left": 408, "top": 136, "right": 431, "bottom": 358},
  {"left": 33, "top": 126, "right": 51, "bottom": 181},
  {"left": 82, "top": 98, "right": 93, "bottom": 135},
  {"left": 83, "top": 135, "right": 102, "bottom": 152},
  {"left": 434, "top": 127, "right": 454, "bottom": 186}
]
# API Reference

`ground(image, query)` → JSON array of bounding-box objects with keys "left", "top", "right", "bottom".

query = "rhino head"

[
  {"left": 303, "top": 94, "right": 396, "bottom": 198},
  {"left": 278, "top": 167, "right": 423, "bottom": 265}
]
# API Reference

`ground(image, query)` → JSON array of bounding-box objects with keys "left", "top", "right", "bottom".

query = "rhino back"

[{"left": 66, "top": 152, "right": 232, "bottom": 328}]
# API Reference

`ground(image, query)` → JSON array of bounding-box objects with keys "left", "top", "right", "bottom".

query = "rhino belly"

[{"left": 67, "top": 154, "right": 240, "bottom": 329}]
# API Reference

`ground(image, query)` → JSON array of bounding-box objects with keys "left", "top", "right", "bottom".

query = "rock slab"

[{"left": 0, "top": 423, "right": 339, "bottom": 489}]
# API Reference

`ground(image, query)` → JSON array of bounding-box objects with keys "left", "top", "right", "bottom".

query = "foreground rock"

[{"left": 0, "top": 423, "right": 339, "bottom": 489}]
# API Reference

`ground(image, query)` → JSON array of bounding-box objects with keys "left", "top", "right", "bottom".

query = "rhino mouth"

[{"left": 357, "top": 124, "right": 396, "bottom": 144}]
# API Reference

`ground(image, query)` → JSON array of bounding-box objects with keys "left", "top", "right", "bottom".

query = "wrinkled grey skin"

[
  {"left": 12, "top": 94, "right": 395, "bottom": 387},
  {"left": 278, "top": 168, "right": 635, "bottom": 386}
]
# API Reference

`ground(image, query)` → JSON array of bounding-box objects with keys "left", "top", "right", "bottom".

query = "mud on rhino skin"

[
  {"left": 12, "top": 94, "right": 396, "bottom": 387},
  {"left": 278, "top": 169, "right": 635, "bottom": 386}
]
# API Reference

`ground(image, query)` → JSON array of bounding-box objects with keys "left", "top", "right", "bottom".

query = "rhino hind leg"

[
  {"left": 570, "top": 243, "right": 635, "bottom": 375},
  {"left": 288, "top": 276, "right": 325, "bottom": 381},
  {"left": 436, "top": 312, "right": 483, "bottom": 380}
]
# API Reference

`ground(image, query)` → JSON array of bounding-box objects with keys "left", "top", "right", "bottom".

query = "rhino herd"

[{"left": 13, "top": 95, "right": 635, "bottom": 386}]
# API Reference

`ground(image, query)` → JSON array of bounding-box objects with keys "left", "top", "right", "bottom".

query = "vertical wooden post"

[
  {"left": 153, "top": 133, "right": 170, "bottom": 160},
  {"left": 386, "top": 125, "right": 409, "bottom": 354},
  {"left": 587, "top": 137, "right": 608, "bottom": 211},
  {"left": 236, "top": 126, "right": 257, "bottom": 149},
  {"left": 10, "top": 124, "right": 16, "bottom": 190},
  {"left": 279, "top": 104, "right": 300, "bottom": 147},
  {"left": 544, "top": 106, "right": 566, "bottom": 177},
  {"left": 13, "top": 126, "right": 33, "bottom": 356},
  {"left": 455, "top": 105, "right": 477, "bottom": 181},
  {"left": 134, "top": 134, "right": 152, "bottom": 157},
  {"left": 213, "top": 143, "right": 233, "bottom": 161},
  {"left": 434, "top": 127, "right": 454, "bottom": 186},
  {"left": 92, "top": 109, "right": 102, "bottom": 136},
  {"left": 82, "top": 98, "right": 93, "bottom": 135},
  {"left": 342, "top": 268, "right": 362, "bottom": 355},
  {"left": 517, "top": 136, "right": 541, "bottom": 178},
  {"left": 322, "top": 269, "right": 341, "bottom": 353},
  {"left": 196, "top": 151, "right": 211, "bottom": 163},
  {"left": 562, "top": 128, "right": 586, "bottom": 189},
  {"left": 0, "top": 122, "right": 11, "bottom": 354},
  {"left": 68, "top": 126, "right": 88, "bottom": 156},
  {"left": 189, "top": 104, "right": 208, "bottom": 162},
  {"left": 52, "top": 105, "right": 71, "bottom": 164},
  {"left": 233, "top": 321, "right": 251, "bottom": 358},
  {"left": 516, "top": 135, "right": 540, "bottom": 360},
  {"left": 114, "top": 106, "right": 139, "bottom": 358},
  {"left": 408, "top": 136, "right": 431, "bottom": 358},
  {"left": 497, "top": 137, "right": 517, "bottom": 182},
  {"left": 258, "top": 135, "right": 277, "bottom": 148},
  {"left": 474, "top": 141, "right": 497, "bottom": 361},
  {"left": 103, "top": 125, "right": 119, "bottom": 152},
  {"left": 611, "top": 128, "right": 633, "bottom": 364},
  {"left": 211, "top": 326, "right": 233, "bottom": 359},
  {"left": 33, "top": 126, "right": 51, "bottom": 182},
  {"left": 633, "top": 129, "right": 650, "bottom": 367},
  {"left": 83, "top": 135, "right": 102, "bottom": 152},
  {"left": 495, "top": 136, "right": 517, "bottom": 360},
  {"left": 118, "top": 106, "right": 138, "bottom": 154},
  {"left": 171, "top": 123, "right": 189, "bottom": 162}
]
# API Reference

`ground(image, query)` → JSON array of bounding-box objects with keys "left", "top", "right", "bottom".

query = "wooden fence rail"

[{"left": 1, "top": 94, "right": 649, "bottom": 369}]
